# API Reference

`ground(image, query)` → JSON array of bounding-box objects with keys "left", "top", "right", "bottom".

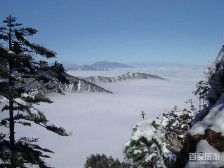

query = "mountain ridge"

[
  {"left": 91, "top": 61, "right": 132, "bottom": 69},
  {"left": 68, "top": 65, "right": 109, "bottom": 71},
  {"left": 24, "top": 72, "right": 112, "bottom": 95},
  {"left": 83, "top": 72, "right": 165, "bottom": 83}
]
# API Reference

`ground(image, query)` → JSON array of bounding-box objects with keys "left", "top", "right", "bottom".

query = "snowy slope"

[
  {"left": 176, "top": 46, "right": 224, "bottom": 168},
  {"left": 84, "top": 72, "right": 165, "bottom": 83},
  {"left": 24, "top": 72, "right": 112, "bottom": 95}
]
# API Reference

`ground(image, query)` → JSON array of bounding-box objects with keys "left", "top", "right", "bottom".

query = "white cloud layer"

[{"left": 4, "top": 66, "right": 206, "bottom": 167}]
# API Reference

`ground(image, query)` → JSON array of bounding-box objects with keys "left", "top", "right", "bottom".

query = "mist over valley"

[{"left": 13, "top": 66, "right": 205, "bottom": 167}]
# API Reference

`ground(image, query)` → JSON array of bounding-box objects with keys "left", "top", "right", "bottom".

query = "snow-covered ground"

[{"left": 10, "top": 66, "right": 205, "bottom": 167}]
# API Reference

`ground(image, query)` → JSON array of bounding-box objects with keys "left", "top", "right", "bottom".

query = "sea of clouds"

[{"left": 10, "top": 66, "right": 206, "bottom": 167}]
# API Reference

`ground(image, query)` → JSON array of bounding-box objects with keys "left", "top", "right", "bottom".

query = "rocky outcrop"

[
  {"left": 25, "top": 72, "right": 112, "bottom": 96},
  {"left": 157, "top": 106, "right": 194, "bottom": 154},
  {"left": 175, "top": 133, "right": 201, "bottom": 167},
  {"left": 84, "top": 72, "right": 165, "bottom": 83},
  {"left": 205, "top": 129, "right": 224, "bottom": 151},
  {"left": 176, "top": 129, "right": 224, "bottom": 167},
  {"left": 60, "top": 73, "right": 112, "bottom": 93},
  {"left": 175, "top": 46, "right": 224, "bottom": 167}
]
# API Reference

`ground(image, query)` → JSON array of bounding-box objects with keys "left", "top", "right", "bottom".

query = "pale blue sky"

[{"left": 1, "top": 0, "right": 224, "bottom": 66}]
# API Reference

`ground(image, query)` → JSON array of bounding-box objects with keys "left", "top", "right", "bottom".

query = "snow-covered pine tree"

[
  {"left": 84, "top": 154, "right": 130, "bottom": 168},
  {"left": 0, "top": 15, "right": 69, "bottom": 168},
  {"left": 193, "top": 80, "right": 210, "bottom": 111},
  {"left": 123, "top": 119, "right": 166, "bottom": 168}
]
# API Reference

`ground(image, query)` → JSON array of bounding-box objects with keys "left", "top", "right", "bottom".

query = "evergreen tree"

[
  {"left": 193, "top": 80, "right": 210, "bottom": 111},
  {"left": 123, "top": 119, "right": 165, "bottom": 168},
  {"left": 185, "top": 98, "right": 197, "bottom": 115},
  {"left": 84, "top": 154, "right": 130, "bottom": 168},
  {"left": 0, "top": 15, "right": 69, "bottom": 168}
]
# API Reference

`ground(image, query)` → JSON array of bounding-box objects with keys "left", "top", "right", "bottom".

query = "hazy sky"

[{"left": 1, "top": 0, "right": 223, "bottom": 65}]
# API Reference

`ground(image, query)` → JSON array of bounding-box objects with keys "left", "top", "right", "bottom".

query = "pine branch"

[
  {"left": 15, "top": 120, "right": 31, "bottom": 126},
  {"left": 0, "top": 139, "right": 53, "bottom": 168},
  {"left": 45, "top": 124, "right": 70, "bottom": 136},
  {"left": 0, "top": 34, "right": 8, "bottom": 41},
  {"left": 21, "top": 27, "right": 38, "bottom": 36},
  {"left": 0, "top": 118, "right": 9, "bottom": 127},
  {"left": 15, "top": 32, "right": 56, "bottom": 58}
]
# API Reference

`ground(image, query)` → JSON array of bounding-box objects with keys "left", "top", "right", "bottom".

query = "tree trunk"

[
  {"left": 9, "top": 64, "right": 15, "bottom": 167},
  {"left": 9, "top": 99, "right": 16, "bottom": 167},
  {"left": 9, "top": 99, "right": 14, "bottom": 147},
  {"left": 8, "top": 20, "right": 15, "bottom": 166},
  {"left": 199, "top": 97, "right": 201, "bottom": 112}
]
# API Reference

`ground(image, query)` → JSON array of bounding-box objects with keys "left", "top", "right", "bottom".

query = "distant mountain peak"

[
  {"left": 91, "top": 61, "right": 132, "bottom": 69},
  {"left": 68, "top": 65, "right": 109, "bottom": 71}
]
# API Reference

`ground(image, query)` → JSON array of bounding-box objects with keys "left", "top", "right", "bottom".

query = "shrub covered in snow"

[
  {"left": 157, "top": 105, "right": 195, "bottom": 154},
  {"left": 123, "top": 119, "right": 166, "bottom": 168},
  {"left": 84, "top": 154, "right": 130, "bottom": 168}
]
